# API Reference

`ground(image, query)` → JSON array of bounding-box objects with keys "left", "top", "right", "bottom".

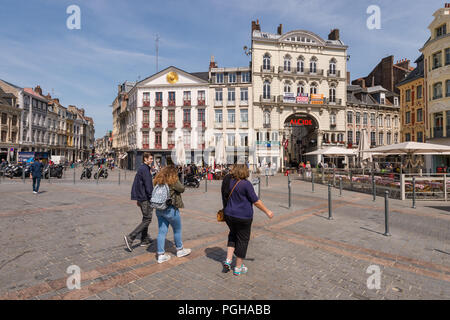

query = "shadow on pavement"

[{"left": 425, "top": 206, "right": 450, "bottom": 214}]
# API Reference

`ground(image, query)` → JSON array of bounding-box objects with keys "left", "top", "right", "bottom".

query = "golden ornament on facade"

[{"left": 166, "top": 71, "right": 179, "bottom": 84}]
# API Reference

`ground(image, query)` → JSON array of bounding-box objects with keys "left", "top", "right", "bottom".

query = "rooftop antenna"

[{"left": 155, "top": 34, "right": 160, "bottom": 73}]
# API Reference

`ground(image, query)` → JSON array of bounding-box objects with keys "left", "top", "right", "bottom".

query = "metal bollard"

[
  {"left": 49, "top": 167, "right": 51, "bottom": 184},
  {"left": 266, "top": 175, "right": 268, "bottom": 187},
  {"left": 205, "top": 172, "right": 208, "bottom": 192},
  {"left": 333, "top": 168, "right": 336, "bottom": 187},
  {"left": 372, "top": 174, "right": 376, "bottom": 201},
  {"left": 258, "top": 177, "right": 261, "bottom": 199},
  {"left": 97, "top": 170, "right": 99, "bottom": 185},
  {"left": 119, "top": 170, "right": 121, "bottom": 185},
  {"left": 412, "top": 176, "right": 416, "bottom": 209},
  {"left": 328, "top": 183, "right": 333, "bottom": 220},
  {"left": 339, "top": 177, "right": 342, "bottom": 197},
  {"left": 311, "top": 171, "right": 315, "bottom": 193},
  {"left": 124, "top": 170, "right": 126, "bottom": 181},
  {"left": 384, "top": 191, "right": 391, "bottom": 236},
  {"left": 288, "top": 174, "right": 292, "bottom": 208},
  {"left": 23, "top": 169, "right": 25, "bottom": 184},
  {"left": 73, "top": 168, "right": 75, "bottom": 185}
]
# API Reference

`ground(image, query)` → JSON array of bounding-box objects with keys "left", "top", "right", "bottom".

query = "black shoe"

[
  {"left": 124, "top": 235, "right": 133, "bottom": 252},
  {"left": 139, "top": 239, "right": 153, "bottom": 247}
]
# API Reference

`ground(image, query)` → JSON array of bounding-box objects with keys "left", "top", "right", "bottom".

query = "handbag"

[{"left": 217, "top": 180, "right": 240, "bottom": 222}]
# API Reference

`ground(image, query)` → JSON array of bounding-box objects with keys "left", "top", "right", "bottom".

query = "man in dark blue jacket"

[
  {"left": 124, "top": 153, "right": 154, "bottom": 251},
  {"left": 30, "top": 158, "right": 43, "bottom": 194}
]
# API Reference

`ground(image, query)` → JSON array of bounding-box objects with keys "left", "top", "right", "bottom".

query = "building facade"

[
  {"left": 208, "top": 57, "right": 254, "bottom": 166},
  {"left": 420, "top": 3, "right": 450, "bottom": 170},
  {"left": 0, "top": 87, "right": 21, "bottom": 162},
  {"left": 396, "top": 55, "right": 426, "bottom": 143},
  {"left": 251, "top": 21, "right": 348, "bottom": 169}
]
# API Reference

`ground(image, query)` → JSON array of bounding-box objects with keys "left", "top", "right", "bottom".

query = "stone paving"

[{"left": 0, "top": 169, "right": 449, "bottom": 300}]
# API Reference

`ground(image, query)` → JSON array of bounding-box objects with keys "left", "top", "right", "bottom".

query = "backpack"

[{"left": 150, "top": 184, "right": 170, "bottom": 210}]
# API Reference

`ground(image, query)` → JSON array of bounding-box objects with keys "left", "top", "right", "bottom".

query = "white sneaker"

[
  {"left": 157, "top": 253, "right": 171, "bottom": 264},
  {"left": 176, "top": 248, "right": 191, "bottom": 258},
  {"left": 33, "top": 191, "right": 37, "bottom": 194}
]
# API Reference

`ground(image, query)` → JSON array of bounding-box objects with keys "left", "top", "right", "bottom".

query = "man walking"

[
  {"left": 30, "top": 158, "right": 43, "bottom": 194},
  {"left": 124, "top": 153, "right": 154, "bottom": 251}
]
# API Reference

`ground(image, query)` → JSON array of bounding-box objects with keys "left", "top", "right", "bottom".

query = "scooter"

[
  {"left": 44, "top": 164, "right": 63, "bottom": 179},
  {"left": 80, "top": 166, "right": 93, "bottom": 179},
  {"left": 184, "top": 174, "right": 200, "bottom": 188},
  {"left": 94, "top": 166, "right": 108, "bottom": 179}
]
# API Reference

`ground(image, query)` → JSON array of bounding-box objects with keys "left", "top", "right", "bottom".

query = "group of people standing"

[{"left": 124, "top": 153, "right": 273, "bottom": 276}]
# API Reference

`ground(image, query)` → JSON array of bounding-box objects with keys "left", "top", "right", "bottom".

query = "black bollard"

[
  {"left": 384, "top": 191, "right": 391, "bottom": 236},
  {"left": 372, "top": 174, "right": 376, "bottom": 201},
  {"left": 339, "top": 177, "right": 342, "bottom": 197},
  {"left": 266, "top": 175, "right": 268, "bottom": 187},
  {"left": 23, "top": 169, "right": 25, "bottom": 184},
  {"left": 258, "top": 177, "right": 261, "bottom": 199},
  {"left": 328, "top": 183, "right": 333, "bottom": 220},
  {"left": 73, "top": 168, "right": 76, "bottom": 185},
  {"left": 312, "top": 171, "right": 315, "bottom": 193},
  {"left": 412, "top": 176, "right": 416, "bottom": 209},
  {"left": 288, "top": 174, "right": 292, "bottom": 208},
  {"left": 119, "top": 170, "right": 121, "bottom": 185},
  {"left": 205, "top": 173, "right": 208, "bottom": 192}
]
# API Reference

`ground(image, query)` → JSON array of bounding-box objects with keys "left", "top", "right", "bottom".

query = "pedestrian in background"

[
  {"left": 222, "top": 164, "right": 273, "bottom": 276},
  {"left": 124, "top": 153, "right": 154, "bottom": 251},
  {"left": 30, "top": 158, "right": 43, "bottom": 194}
]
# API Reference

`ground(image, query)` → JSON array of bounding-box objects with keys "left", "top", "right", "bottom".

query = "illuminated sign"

[{"left": 290, "top": 119, "right": 313, "bottom": 126}]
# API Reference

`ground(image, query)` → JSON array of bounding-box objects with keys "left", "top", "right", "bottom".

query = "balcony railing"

[
  {"left": 183, "top": 122, "right": 191, "bottom": 128},
  {"left": 183, "top": 100, "right": 191, "bottom": 106},
  {"left": 168, "top": 122, "right": 175, "bottom": 128},
  {"left": 263, "top": 123, "right": 271, "bottom": 128},
  {"left": 214, "top": 122, "right": 223, "bottom": 129},
  {"left": 240, "top": 122, "right": 248, "bottom": 128},
  {"left": 142, "top": 122, "right": 149, "bottom": 129},
  {"left": 327, "top": 70, "right": 341, "bottom": 77},
  {"left": 259, "top": 95, "right": 276, "bottom": 103},
  {"left": 155, "top": 143, "right": 162, "bottom": 149},
  {"left": 155, "top": 100, "right": 162, "bottom": 107},
  {"left": 143, "top": 144, "right": 149, "bottom": 149},
  {"left": 168, "top": 143, "right": 175, "bottom": 149},
  {"left": 155, "top": 122, "right": 162, "bottom": 128},
  {"left": 168, "top": 100, "right": 176, "bottom": 106},
  {"left": 227, "top": 100, "right": 236, "bottom": 106},
  {"left": 278, "top": 66, "right": 324, "bottom": 76},
  {"left": 198, "top": 99, "right": 205, "bottom": 106},
  {"left": 143, "top": 101, "right": 150, "bottom": 107},
  {"left": 326, "top": 98, "right": 342, "bottom": 105},
  {"left": 214, "top": 100, "right": 224, "bottom": 106},
  {"left": 240, "top": 100, "right": 249, "bottom": 105},
  {"left": 227, "top": 122, "right": 236, "bottom": 128},
  {"left": 260, "top": 66, "right": 275, "bottom": 73}
]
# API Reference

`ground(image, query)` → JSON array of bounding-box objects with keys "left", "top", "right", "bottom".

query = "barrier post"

[
  {"left": 328, "top": 183, "right": 333, "bottom": 220},
  {"left": 384, "top": 191, "right": 391, "bottom": 236}
]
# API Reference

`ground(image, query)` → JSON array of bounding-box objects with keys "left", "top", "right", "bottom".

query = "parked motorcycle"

[
  {"left": 43, "top": 164, "right": 63, "bottom": 179},
  {"left": 184, "top": 174, "right": 200, "bottom": 188},
  {"left": 80, "top": 166, "right": 93, "bottom": 180},
  {"left": 94, "top": 167, "right": 108, "bottom": 179}
]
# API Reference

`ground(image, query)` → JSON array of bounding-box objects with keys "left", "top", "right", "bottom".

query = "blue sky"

[{"left": 0, "top": 0, "right": 442, "bottom": 137}]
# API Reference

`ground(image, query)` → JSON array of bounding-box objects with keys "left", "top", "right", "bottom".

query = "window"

[
  {"left": 355, "top": 112, "right": 360, "bottom": 124},
  {"left": 284, "top": 82, "right": 291, "bottom": 93},
  {"left": 228, "top": 88, "right": 236, "bottom": 102},
  {"left": 297, "top": 58, "right": 304, "bottom": 72},
  {"left": 284, "top": 56, "right": 291, "bottom": 71},
  {"left": 417, "top": 85, "right": 422, "bottom": 99},
  {"left": 347, "top": 131, "right": 353, "bottom": 144},
  {"left": 1, "top": 113, "right": 6, "bottom": 125},
  {"left": 155, "top": 131, "right": 162, "bottom": 147},
  {"left": 168, "top": 131, "right": 175, "bottom": 145},
  {"left": 183, "top": 91, "right": 191, "bottom": 102},
  {"left": 371, "top": 132, "right": 376, "bottom": 146},
  {"left": 215, "top": 110, "right": 222, "bottom": 123},
  {"left": 143, "top": 110, "right": 149, "bottom": 123},
  {"left": 347, "top": 111, "right": 353, "bottom": 124},
  {"left": 263, "top": 54, "right": 271, "bottom": 70},
  {"left": 240, "top": 109, "right": 248, "bottom": 123},
  {"left": 168, "top": 110, "right": 175, "bottom": 123},
  {"left": 394, "top": 97, "right": 399, "bottom": 106},
  {"left": 394, "top": 116, "right": 399, "bottom": 127},
  {"left": 263, "top": 81, "right": 271, "bottom": 99},
  {"left": 417, "top": 131, "right": 423, "bottom": 142},
  {"left": 417, "top": 109, "right": 423, "bottom": 122},
  {"left": 387, "top": 132, "right": 391, "bottom": 145},
  {"left": 240, "top": 134, "right": 248, "bottom": 147},
  {"left": 386, "top": 115, "right": 391, "bottom": 127},
  {"left": 378, "top": 115, "right": 383, "bottom": 127},
  {"left": 433, "top": 51, "right": 442, "bottom": 69},
  {"left": 379, "top": 132, "right": 384, "bottom": 145},
  {"left": 329, "top": 87, "right": 336, "bottom": 103},
  {"left": 183, "top": 130, "right": 190, "bottom": 146},
  {"left": 433, "top": 82, "right": 443, "bottom": 99},
  {"left": 310, "top": 58, "right": 317, "bottom": 73},
  {"left": 330, "top": 112, "right": 336, "bottom": 125},
  {"left": 272, "top": 132, "right": 278, "bottom": 142},
  {"left": 155, "top": 110, "right": 162, "bottom": 123},
  {"left": 370, "top": 113, "right": 375, "bottom": 126},
  {"left": 228, "top": 109, "right": 235, "bottom": 123},
  {"left": 168, "top": 91, "right": 175, "bottom": 102},
  {"left": 240, "top": 88, "right": 248, "bottom": 102},
  {"left": 310, "top": 83, "right": 317, "bottom": 95},
  {"left": 228, "top": 73, "right": 236, "bottom": 83},
  {"left": 215, "top": 89, "right": 223, "bottom": 101},
  {"left": 142, "top": 132, "right": 149, "bottom": 145},
  {"left": 297, "top": 82, "right": 305, "bottom": 95},
  {"left": 436, "top": 24, "right": 447, "bottom": 38},
  {"left": 227, "top": 134, "right": 235, "bottom": 147},
  {"left": 405, "top": 111, "right": 411, "bottom": 124},
  {"left": 406, "top": 89, "right": 411, "bottom": 102},
  {"left": 143, "top": 92, "right": 150, "bottom": 102},
  {"left": 198, "top": 109, "right": 205, "bottom": 124},
  {"left": 183, "top": 109, "right": 191, "bottom": 123},
  {"left": 405, "top": 133, "right": 411, "bottom": 142},
  {"left": 329, "top": 59, "right": 336, "bottom": 75},
  {"left": 363, "top": 113, "right": 368, "bottom": 125},
  {"left": 198, "top": 90, "right": 205, "bottom": 101},
  {"left": 241, "top": 71, "right": 250, "bottom": 83},
  {"left": 356, "top": 131, "right": 360, "bottom": 145},
  {"left": 447, "top": 80, "right": 450, "bottom": 97},
  {"left": 446, "top": 48, "right": 450, "bottom": 66},
  {"left": 216, "top": 73, "right": 224, "bottom": 83}
]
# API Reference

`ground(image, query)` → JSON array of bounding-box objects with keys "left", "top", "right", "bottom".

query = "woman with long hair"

[
  {"left": 223, "top": 164, "right": 273, "bottom": 276},
  {"left": 153, "top": 166, "right": 191, "bottom": 263}
]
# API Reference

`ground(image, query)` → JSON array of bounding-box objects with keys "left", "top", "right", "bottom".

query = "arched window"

[
  {"left": 433, "top": 82, "right": 443, "bottom": 99},
  {"left": 329, "top": 58, "right": 336, "bottom": 75},
  {"left": 284, "top": 55, "right": 291, "bottom": 72},
  {"left": 310, "top": 82, "right": 318, "bottom": 95},
  {"left": 329, "top": 84, "right": 336, "bottom": 103},
  {"left": 263, "top": 54, "right": 271, "bottom": 70},
  {"left": 297, "top": 56, "right": 304, "bottom": 73},
  {"left": 263, "top": 110, "right": 271, "bottom": 126},
  {"left": 310, "top": 57, "right": 317, "bottom": 73},
  {"left": 297, "top": 81, "right": 305, "bottom": 95},
  {"left": 284, "top": 81, "right": 291, "bottom": 94},
  {"left": 263, "top": 80, "right": 271, "bottom": 99}
]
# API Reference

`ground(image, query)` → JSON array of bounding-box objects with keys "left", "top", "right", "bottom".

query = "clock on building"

[{"left": 166, "top": 71, "right": 179, "bottom": 84}]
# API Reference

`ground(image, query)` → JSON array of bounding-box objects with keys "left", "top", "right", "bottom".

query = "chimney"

[
  {"left": 347, "top": 72, "right": 350, "bottom": 85},
  {"left": 209, "top": 55, "right": 217, "bottom": 70},
  {"left": 328, "top": 29, "right": 340, "bottom": 40},
  {"left": 277, "top": 24, "right": 283, "bottom": 35},
  {"left": 251, "top": 19, "right": 261, "bottom": 32},
  {"left": 34, "top": 85, "right": 42, "bottom": 96},
  {"left": 445, "top": 3, "right": 450, "bottom": 8},
  {"left": 55, "top": 98, "right": 59, "bottom": 104}
]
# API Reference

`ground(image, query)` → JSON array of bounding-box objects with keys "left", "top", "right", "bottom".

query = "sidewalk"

[{"left": 0, "top": 174, "right": 448, "bottom": 299}]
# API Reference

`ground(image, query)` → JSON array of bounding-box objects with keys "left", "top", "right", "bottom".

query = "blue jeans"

[
  {"left": 32, "top": 177, "right": 41, "bottom": 192},
  {"left": 155, "top": 206, "right": 183, "bottom": 255}
]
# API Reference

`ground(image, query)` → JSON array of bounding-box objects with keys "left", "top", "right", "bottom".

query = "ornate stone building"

[{"left": 0, "top": 87, "right": 21, "bottom": 162}]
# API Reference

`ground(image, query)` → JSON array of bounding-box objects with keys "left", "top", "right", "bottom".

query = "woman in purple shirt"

[{"left": 223, "top": 164, "right": 273, "bottom": 276}]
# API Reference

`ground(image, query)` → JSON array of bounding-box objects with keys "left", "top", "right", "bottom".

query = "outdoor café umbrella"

[
  {"left": 175, "top": 137, "right": 186, "bottom": 166},
  {"left": 215, "top": 135, "right": 227, "bottom": 166},
  {"left": 357, "top": 129, "right": 372, "bottom": 165},
  {"left": 305, "top": 146, "right": 357, "bottom": 167}
]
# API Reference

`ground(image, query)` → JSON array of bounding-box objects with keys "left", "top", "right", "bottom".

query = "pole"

[
  {"left": 339, "top": 177, "right": 342, "bottom": 197},
  {"left": 266, "top": 174, "right": 268, "bottom": 187},
  {"left": 23, "top": 168, "right": 25, "bottom": 184},
  {"left": 258, "top": 176, "right": 261, "bottom": 199},
  {"left": 311, "top": 171, "right": 315, "bottom": 193},
  {"left": 119, "top": 170, "right": 121, "bottom": 186},
  {"left": 205, "top": 170, "right": 208, "bottom": 192},
  {"left": 288, "top": 174, "right": 292, "bottom": 208},
  {"left": 73, "top": 167, "right": 75, "bottom": 185},
  {"left": 328, "top": 183, "right": 333, "bottom": 220},
  {"left": 372, "top": 173, "right": 376, "bottom": 201},
  {"left": 412, "top": 176, "right": 416, "bottom": 209},
  {"left": 384, "top": 191, "right": 391, "bottom": 236}
]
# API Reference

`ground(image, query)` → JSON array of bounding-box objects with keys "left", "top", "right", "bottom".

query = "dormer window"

[{"left": 435, "top": 24, "right": 447, "bottom": 38}]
